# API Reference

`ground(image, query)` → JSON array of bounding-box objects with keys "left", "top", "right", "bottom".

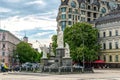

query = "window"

[
  {"left": 61, "top": 21, "right": 66, "bottom": 31},
  {"left": 75, "top": 9, "right": 78, "bottom": 14},
  {"left": 87, "top": 18, "right": 91, "bottom": 22},
  {"left": 61, "top": 7, "right": 66, "bottom": 12},
  {"left": 109, "top": 55, "right": 112, "bottom": 62},
  {"left": 115, "top": 30, "right": 118, "bottom": 36},
  {"left": 81, "top": 11, "right": 85, "bottom": 15},
  {"left": 81, "top": 17, "right": 85, "bottom": 21},
  {"left": 93, "top": 13, "right": 97, "bottom": 18},
  {"left": 115, "top": 55, "right": 119, "bottom": 62},
  {"left": 94, "top": 7, "right": 97, "bottom": 11},
  {"left": 2, "top": 44, "right": 5, "bottom": 48},
  {"left": 80, "top": 3, "right": 85, "bottom": 9},
  {"left": 103, "top": 32, "right": 106, "bottom": 37},
  {"left": 73, "top": 15, "right": 74, "bottom": 20},
  {"left": 87, "top": 12, "right": 91, "bottom": 17},
  {"left": 78, "top": 16, "right": 80, "bottom": 20},
  {"left": 61, "top": 14, "right": 66, "bottom": 19},
  {"left": 109, "top": 31, "right": 112, "bottom": 37},
  {"left": 75, "top": 15, "right": 77, "bottom": 21},
  {"left": 115, "top": 42, "right": 119, "bottom": 49},
  {"left": 88, "top": 5, "right": 91, "bottom": 10},
  {"left": 2, "top": 35, "right": 5, "bottom": 40},
  {"left": 68, "top": 21, "right": 72, "bottom": 25},
  {"left": 103, "top": 55, "right": 106, "bottom": 61},
  {"left": 68, "top": 14, "right": 72, "bottom": 18},
  {"left": 109, "top": 42, "right": 112, "bottom": 49},
  {"left": 103, "top": 43, "right": 106, "bottom": 50},
  {"left": 69, "top": 8, "right": 72, "bottom": 13},
  {"left": 2, "top": 52, "right": 5, "bottom": 56}
]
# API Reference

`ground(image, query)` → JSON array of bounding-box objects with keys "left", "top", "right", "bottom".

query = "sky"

[{"left": 0, "top": 0, "right": 60, "bottom": 48}]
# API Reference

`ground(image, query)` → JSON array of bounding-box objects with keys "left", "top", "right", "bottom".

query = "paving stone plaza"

[{"left": 0, "top": 69, "right": 120, "bottom": 80}]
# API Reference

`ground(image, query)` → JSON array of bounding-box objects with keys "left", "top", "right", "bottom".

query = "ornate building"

[
  {"left": 0, "top": 29, "right": 21, "bottom": 67},
  {"left": 94, "top": 9, "right": 120, "bottom": 68},
  {"left": 57, "top": 0, "right": 120, "bottom": 31}
]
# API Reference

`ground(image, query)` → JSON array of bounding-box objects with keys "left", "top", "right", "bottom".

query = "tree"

[
  {"left": 15, "top": 41, "right": 42, "bottom": 63},
  {"left": 64, "top": 22, "right": 100, "bottom": 62},
  {"left": 51, "top": 35, "right": 58, "bottom": 54}
]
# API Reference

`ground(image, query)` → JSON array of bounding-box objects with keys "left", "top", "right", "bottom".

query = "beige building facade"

[
  {"left": 95, "top": 10, "right": 120, "bottom": 67},
  {"left": 0, "top": 29, "right": 21, "bottom": 67}
]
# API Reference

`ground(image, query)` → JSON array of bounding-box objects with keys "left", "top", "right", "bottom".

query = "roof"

[
  {"left": 94, "top": 9, "right": 120, "bottom": 25},
  {"left": 61, "top": 0, "right": 100, "bottom": 6},
  {"left": 0, "top": 29, "right": 8, "bottom": 32}
]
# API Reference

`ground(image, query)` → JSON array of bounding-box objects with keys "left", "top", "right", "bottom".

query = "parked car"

[
  {"left": 22, "top": 62, "right": 32, "bottom": 69},
  {"left": 73, "top": 64, "right": 83, "bottom": 69}
]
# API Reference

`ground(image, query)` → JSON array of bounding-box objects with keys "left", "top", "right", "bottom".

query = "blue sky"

[{"left": 0, "top": 0, "right": 60, "bottom": 47}]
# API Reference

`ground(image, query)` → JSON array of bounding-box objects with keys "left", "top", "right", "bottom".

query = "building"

[
  {"left": 57, "top": 0, "right": 120, "bottom": 31},
  {"left": 0, "top": 29, "right": 21, "bottom": 67},
  {"left": 94, "top": 8, "right": 120, "bottom": 68}
]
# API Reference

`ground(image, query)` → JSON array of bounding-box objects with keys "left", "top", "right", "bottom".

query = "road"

[{"left": 0, "top": 69, "right": 120, "bottom": 80}]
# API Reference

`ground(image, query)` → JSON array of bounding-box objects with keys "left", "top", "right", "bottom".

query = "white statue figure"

[
  {"left": 42, "top": 45, "right": 47, "bottom": 59},
  {"left": 64, "top": 43, "right": 70, "bottom": 58},
  {"left": 57, "top": 27, "right": 64, "bottom": 48},
  {"left": 49, "top": 43, "right": 55, "bottom": 56}
]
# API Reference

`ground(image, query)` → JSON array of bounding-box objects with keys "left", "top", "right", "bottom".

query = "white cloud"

[
  {"left": 1, "top": 15, "right": 57, "bottom": 32},
  {"left": 34, "top": 32, "right": 52, "bottom": 37},
  {"left": 26, "top": 0, "right": 46, "bottom": 6},
  {"left": 1, "top": 14, "right": 57, "bottom": 46},
  {"left": 0, "top": 7, "right": 12, "bottom": 12}
]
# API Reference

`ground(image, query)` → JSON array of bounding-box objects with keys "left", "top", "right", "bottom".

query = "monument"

[
  {"left": 41, "top": 45, "right": 48, "bottom": 70},
  {"left": 63, "top": 43, "right": 72, "bottom": 67},
  {"left": 56, "top": 27, "right": 65, "bottom": 68}
]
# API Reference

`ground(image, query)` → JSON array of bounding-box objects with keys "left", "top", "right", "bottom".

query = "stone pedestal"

[
  {"left": 41, "top": 58, "right": 48, "bottom": 72},
  {"left": 55, "top": 48, "right": 65, "bottom": 67},
  {"left": 62, "top": 57, "right": 72, "bottom": 66},
  {"left": 41, "top": 58, "right": 48, "bottom": 66}
]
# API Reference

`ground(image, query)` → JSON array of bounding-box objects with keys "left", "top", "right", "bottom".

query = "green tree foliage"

[
  {"left": 51, "top": 35, "right": 58, "bottom": 54},
  {"left": 64, "top": 22, "right": 100, "bottom": 62},
  {"left": 15, "top": 41, "right": 42, "bottom": 63}
]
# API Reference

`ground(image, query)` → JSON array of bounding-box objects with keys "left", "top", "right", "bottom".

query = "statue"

[
  {"left": 42, "top": 45, "right": 47, "bottom": 59},
  {"left": 49, "top": 43, "right": 55, "bottom": 56},
  {"left": 64, "top": 43, "right": 70, "bottom": 58},
  {"left": 57, "top": 26, "right": 64, "bottom": 48}
]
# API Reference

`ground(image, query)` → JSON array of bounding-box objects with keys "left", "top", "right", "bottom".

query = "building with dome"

[{"left": 57, "top": 0, "right": 120, "bottom": 31}]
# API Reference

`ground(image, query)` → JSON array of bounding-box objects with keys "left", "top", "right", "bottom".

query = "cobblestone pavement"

[{"left": 0, "top": 69, "right": 120, "bottom": 80}]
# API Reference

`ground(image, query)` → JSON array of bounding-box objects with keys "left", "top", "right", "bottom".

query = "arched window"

[
  {"left": 109, "top": 31, "right": 112, "bottom": 37},
  {"left": 103, "top": 55, "right": 106, "bottom": 61},
  {"left": 109, "top": 42, "right": 112, "bottom": 49},
  {"left": 115, "top": 55, "right": 119, "bottom": 62},
  {"left": 103, "top": 43, "right": 106, "bottom": 50},
  {"left": 109, "top": 55, "right": 112, "bottom": 62},
  {"left": 115, "top": 42, "right": 119, "bottom": 49},
  {"left": 103, "top": 32, "right": 106, "bottom": 37}
]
